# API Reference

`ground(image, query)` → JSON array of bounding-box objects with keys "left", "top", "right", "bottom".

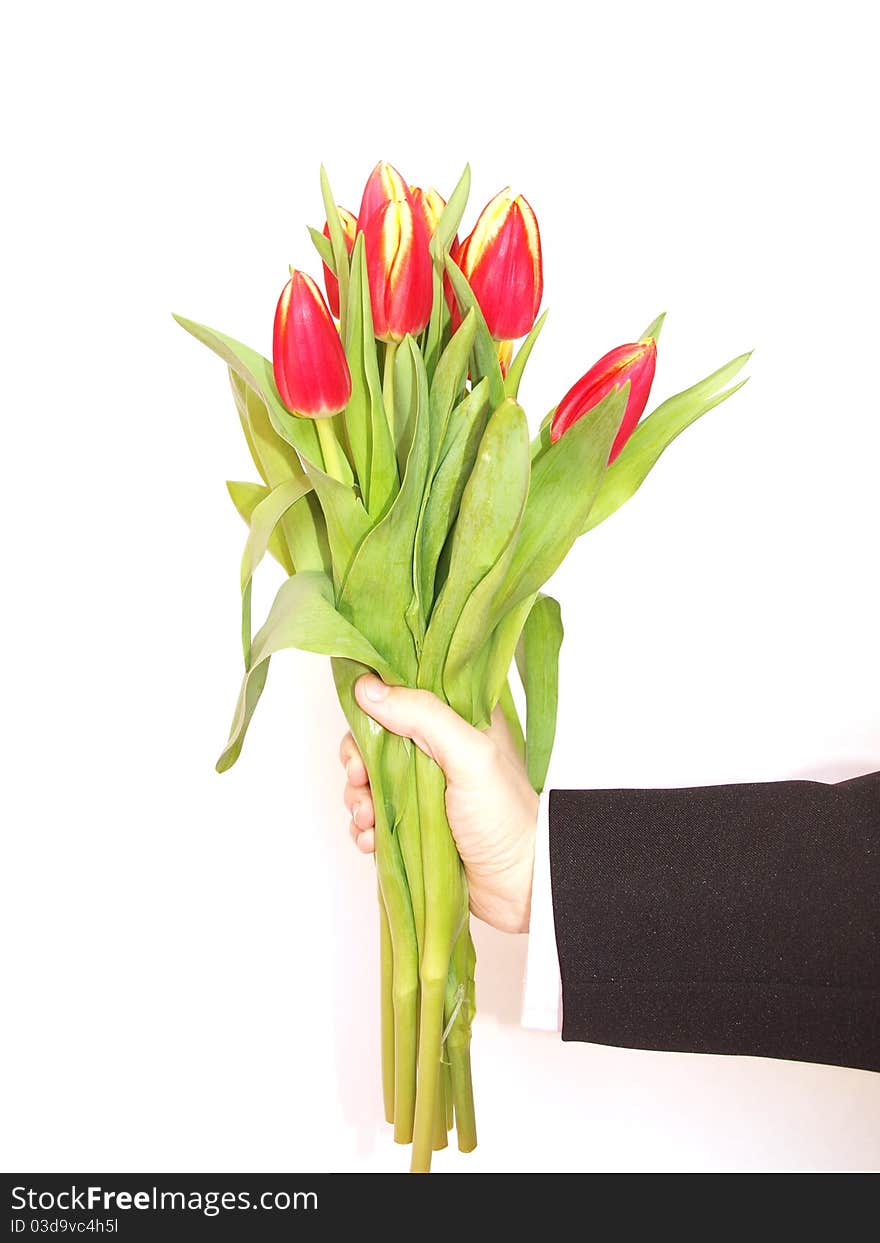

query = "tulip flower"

[
  {"left": 272, "top": 270, "right": 352, "bottom": 416},
  {"left": 361, "top": 198, "right": 433, "bottom": 341},
  {"left": 457, "top": 190, "right": 543, "bottom": 340},
  {"left": 358, "top": 160, "right": 411, "bottom": 228},
  {"left": 496, "top": 340, "right": 513, "bottom": 379},
  {"left": 321, "top": 206, "right": 357, "bottom": 318},
  {"left": 550, "top": 339, "right": 658, "bottom": 461},
  {"left": 411, "top": 186, "right": 446, "bottom": 237}
]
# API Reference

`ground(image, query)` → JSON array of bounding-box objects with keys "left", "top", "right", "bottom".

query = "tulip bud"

[
  {"left": 411, "top": 186, "right": 446, "bottom": 237},
  {"left": 361, "top": 198, "right": 433, "bottom": 342},
  {"left": 272, "top": 271, "right": 352, "bottom": 416},
  {"left": 458, "top": 190, "right": 543, "bottom": 340},
  {"left": 496, "top": 339, "right": 514, "bottom": 379},
  {"left": 358, "top": 161, "right": 411, "bottom": 229},
  {"left": 550, "top": 339, "right": 658, "bottom": 461},
  {"left": 321, "top": 206, "right": 357, "bottom": 319}
]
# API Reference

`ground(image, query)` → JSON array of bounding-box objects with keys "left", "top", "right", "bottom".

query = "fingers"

[
  {"left": 340, "top": 730, "right": 374, "bottom": 854},
  {"left": 354, "top": 676, "right": 490, "bottom": 784},
  {"left": 339, "top": 731, "right": 368, "bottom": 787}
]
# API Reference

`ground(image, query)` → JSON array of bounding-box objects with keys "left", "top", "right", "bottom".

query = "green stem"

[
  {"left": 390, "top": 741, "right": 425, "bottom": 954},
  {"left": 378, "top": 890, "right": 395, "bottom": 1126},
  {"left": 444, "top": 1060, "right": 454, "bottom": 1132},
  {"left": 447, "top": 923, "right": 477, "bottom": 1152},
  {"left": 432, "top": 1063, "right": 448, "bottom": 1151},
  {"left": 410, "top": 747, "right": 465, "bottom": 1173},
  {"left": 316, "top": 416, "right": 350, "bottom": 483},
  {"left": 332, "top": 660, "right": 419, "bottom": 1146},
  {"left": 383, "top": 341, "right": 399, "bottom": 444}
]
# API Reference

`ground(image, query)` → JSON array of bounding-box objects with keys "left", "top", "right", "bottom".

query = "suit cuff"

[{"left": 521, "top": 789, "right": 563, "bottom": 1032}]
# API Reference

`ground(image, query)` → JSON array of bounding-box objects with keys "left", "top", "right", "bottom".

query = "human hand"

[{"left": 339, "top": 675, "right": 538, "bottom": 934}]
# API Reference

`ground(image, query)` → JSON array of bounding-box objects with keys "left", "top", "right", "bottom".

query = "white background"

[{"left": 3, "top": 1, "right": 878, "bottom": 1173}]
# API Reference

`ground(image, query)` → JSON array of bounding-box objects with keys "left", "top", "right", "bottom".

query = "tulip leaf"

[
  {"left": 217, "top": 571, "right": 402, "bottom": 772},
  {"left": 226, "top": 481, "right": 294, "bottom": 575},
  {"left": 319, "top": 165, "right": 350, "bottom": 330},
  {"left": 640, "top": 311, "right": 666, "bottom": 343},
  {"left": 515, "top": 593, "right": 563, "bottom": 793},
  {"left": 173, "top": 314, "right": 324, "bottom": 466},
  {"left": 497, "top": 678, "right": 526, "bottom": 760},
  {"left": 226, "top": 370, "right": 329, "bottom": 572},
  {"left": 308, "top": 225, "right": 335, "bottom": 271},
  {"left": 417, "top": 378, "right": 490, "bottom": 611},
  {"left": 239, "top": 476, "right": 313, "bottom": 665},
  {"left": 443, "top": 404, "right": 531, "bottom": 715},
  {"left": 428, "top": 310, "right": 476, "bottom": 466},
  {"left": 504, "top": 309, "right": 549, "bottom": 399},
  {"left": 444, "top": 257, "right": 506, "bottom": 410},
  {"left": 495, "top": 385, "right": 628, "bottom": 618},
  {"left": 338, "top": 337, "right": 429, "bottom": 683},
  {"left": 303, "top": 461, "right": 371, "bottom": 592},
  {"left": 582, "top": 353, "right": 751, "bottom": 534},
  {"left": 343, "top": 236, "right": 398, "bottom": 520},
  {"left": 421, "top": 398, "right": 530, "bottom": 692},
  {"left": 469, "top": 592, "right": 536, "bottom": 729},
  {"left": 431, "top": 164, "right": 470, "bottom": 265}
]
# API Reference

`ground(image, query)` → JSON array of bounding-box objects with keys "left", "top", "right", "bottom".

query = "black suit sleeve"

[{"left": 548, "top": 772, "right": 880, "bottom": 1072}]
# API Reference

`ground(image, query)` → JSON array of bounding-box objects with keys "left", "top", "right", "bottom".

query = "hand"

[{"left": 339, "top": 675, "right": 539, "bottom": 934}]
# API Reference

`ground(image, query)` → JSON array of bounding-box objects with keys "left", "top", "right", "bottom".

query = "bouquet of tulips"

[{"left": 175, "top": 161, "right": 749, "bottom": 1172}]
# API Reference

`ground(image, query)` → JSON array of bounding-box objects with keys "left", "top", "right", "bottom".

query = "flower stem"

[
  {"left": 432, "top": 1064, "right": 448, "bottom": 1151},
  {"left": 410, "top": 747, "right": 465, "bottom": 1173},
  {"left": 378, "top": 891, "right": 395, "bottom": 1126},
  {"left": 383, "top": 341, "right": 399, "bottom": 443},
  {"left": 316, "top": 416, "right": 349, "bottom": 483}
]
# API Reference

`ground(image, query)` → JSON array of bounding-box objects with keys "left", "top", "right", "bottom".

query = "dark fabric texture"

[{"left": 548, "top": 772, "right": 880, "bottom": 1072}]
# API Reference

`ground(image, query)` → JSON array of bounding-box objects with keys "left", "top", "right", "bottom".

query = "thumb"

[{"left": 354, "top": 675, "right": 488, "bottom": 785}]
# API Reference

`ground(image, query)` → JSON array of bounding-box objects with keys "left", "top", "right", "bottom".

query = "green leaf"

[
  {"left": 504, "top": 309, "right": 549, "bottom": 399},
  {"left": 228, "top": 373, "right": 329, "bottom": 573},
  {"left": 308, "top": 225, "right": 335, "bottom": 270},
  {"left": 226, "top": 481, "right": 294, "bottom": 575},
  {"left": 338, "top": 337, "right": 430, "bottom": 683},
  {"left": 443, "top": 403, "right": 531, "bottom": 716},
  {"left": 319, "top": 165, "right": 350, "bottom": 330},
  {"left": 430, "top": 164, "right": 470, "bottom": 264},
  {"left": 428, "top": 310, "right": 476, "bottom": 466},
  {"left": 495, "top": 385, "right": 628, "bottom": 618},
  {"left": 421, "top": 398, "right": 530, "bottom": 691},
  {"left": 473, "top": 593, "right": 536, "bottom": 728},
  {"left": 640, "top": 311, "right": 666, "bottom": 342},
  {"left": 583, "top": 353, "right": 751, "bottom": 533},
  {"left": 444, "top": 257, "right": 506, "bottom": 410},
  {"left": 515, "top": 594, "right": 563, "bottom": 793},
  {"left": 417, "top": 378, "right": 490, "bottom": 611},
  {"left": 497, "top": 678, "right": 526, "bottom": 759},
  {"left": 303, "top": 461, "right": 371, "bottom": 592},
  {"left": 216, "top": 572, "right": 402, "bottom": 772},
  {"left": 173, "top": 314, "right": 323, "bottom": 466},
  {"left": 239, "top": 477, "right": 313, "bottom": 665},
  {"left": 343, "top": 237, "right": 398, "bottom": 519}
]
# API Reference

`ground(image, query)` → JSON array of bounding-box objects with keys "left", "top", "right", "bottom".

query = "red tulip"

[
  {"left": 411, "top": 186, "right": 446, "bottom": 237},
  {"left": 321, "top": 206, "right": 357, "bottom": 318},
  {"left": 457, "top": 190, "right": 543, "bottom": 340},
  {"left": 361, "top": 198, "right": 433, "bottom": 342},
  {"left": 357, "top": 161, "right": 411, "bottom": 228},
  {"left": 272, "top": 271, "right": 352, "bottom": 416},
  {"left": 550, "top": 339, "right": 658, "bottom": 461}
]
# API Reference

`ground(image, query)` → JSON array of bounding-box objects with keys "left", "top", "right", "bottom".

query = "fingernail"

[
  {"left": 352, "top": 802, "right": 363, "bottom": 827},
  {"left": 360, "top": 675, "right": 388, "bottom": 703}
]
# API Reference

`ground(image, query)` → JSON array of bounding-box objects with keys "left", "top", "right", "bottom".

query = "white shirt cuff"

[{"left": 520, "top": 789, "right": 563, "bottom": 1032}]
